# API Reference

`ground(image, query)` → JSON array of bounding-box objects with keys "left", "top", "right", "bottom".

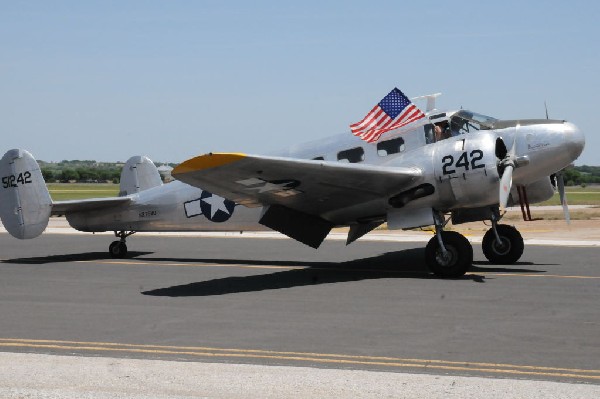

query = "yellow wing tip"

[{"left": 173, "top": 152, "right": 247, "bottom": 175}]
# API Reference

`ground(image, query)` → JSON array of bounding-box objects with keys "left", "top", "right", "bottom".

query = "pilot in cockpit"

[{"left": 434, "top": 121, "right": 451, "bottom": 141}]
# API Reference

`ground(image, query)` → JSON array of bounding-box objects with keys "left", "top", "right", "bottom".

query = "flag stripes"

[{"left": 350, "top": 88, "right": 425, "bottom": 143}]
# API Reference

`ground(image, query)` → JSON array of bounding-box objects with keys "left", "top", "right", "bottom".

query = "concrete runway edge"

[{"left": 1, "top": 352, "right": 599, "bottom": 399}]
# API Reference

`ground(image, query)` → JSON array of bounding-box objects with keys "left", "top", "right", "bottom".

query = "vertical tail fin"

[
  {"left": 0, "top": 149, "right": 52, "bottom": 239},
  {"left": 119, "top": 155, "right": 163, "bottom": 196}
]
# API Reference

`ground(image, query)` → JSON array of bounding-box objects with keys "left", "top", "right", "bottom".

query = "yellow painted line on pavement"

[
  {"left": 466, "top": 272, "right": 600, "bottom": 280},
  {"left": 0, "top": 338, "right": 598, "bottom": 381},
  {"left": 76, "top": 260, "right": 419, "bottom": 274},
  {"left": 48, "top": 190, "right": 116, "bottom": 192},
  {"left": 75, "top": 259, "right": 600, "bottom": 280},
  {"left": 76, "top": 259, "right": 303, "bottom": 270}
]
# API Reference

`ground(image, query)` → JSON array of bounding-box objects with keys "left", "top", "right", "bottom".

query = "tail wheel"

[
  {"left": 425, "top": 231, "right": 473, "bottom": 278},
  {"left": 482, "top": 224, "right": 524, "bottom": 264}
]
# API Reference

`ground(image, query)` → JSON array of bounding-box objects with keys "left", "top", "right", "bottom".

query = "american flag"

[{"left": 350, "top": 88, "right": 425, "bottom": 143}]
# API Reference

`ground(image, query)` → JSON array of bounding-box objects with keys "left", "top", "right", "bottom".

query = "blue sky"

[{"left": 1, "top": 1, "right": 598, "bottom": 165}]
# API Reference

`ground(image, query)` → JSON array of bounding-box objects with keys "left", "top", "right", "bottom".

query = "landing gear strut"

[
  {"left": 109, "top": 231, "right": 135, "bottom": 258},
  {"left": 482, "top": 213, "right": 523, "bottom": 264},
  {"left": 425, "top": 212, "right": 473, "bottom": 278}
]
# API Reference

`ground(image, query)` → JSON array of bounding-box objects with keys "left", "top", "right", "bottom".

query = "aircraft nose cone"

[{"left": 563, "top": 122, "right": 585, "bottom": 161}]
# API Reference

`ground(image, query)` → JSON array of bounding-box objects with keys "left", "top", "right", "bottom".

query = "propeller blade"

[
  {"left": 497, "top": 132, "right": 517, "bottom": 211},
  {"left": 499, "top": 164, "right": 514, "bottom": 211},
  {"left": 556, "top": 172, "right": 571, "bottom": 224}
]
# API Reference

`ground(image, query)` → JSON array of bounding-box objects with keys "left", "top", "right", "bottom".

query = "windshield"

[
  {"left": 451, "top": 110, "right": 497, "bottom": 134},
  {"left": 425, "top": 110, "right": 498, "bottom": 144}
]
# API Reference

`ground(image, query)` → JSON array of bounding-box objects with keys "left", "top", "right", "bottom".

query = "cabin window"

[
  {"left": 337, "top": 147, "right": 364, "bottom": 163},
  {"left": 312, "top": 156, "right": 324, "bottom": 160},
  {"left": 424, "top": 124, "right": 435, "bottom": 144},
  {"left": 377, "top": 137, "right": 405, "bottom": 156}
]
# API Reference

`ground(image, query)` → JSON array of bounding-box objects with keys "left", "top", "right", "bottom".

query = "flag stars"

[{"left": 350, "top": 87, "right": 425, "bottom": 143}]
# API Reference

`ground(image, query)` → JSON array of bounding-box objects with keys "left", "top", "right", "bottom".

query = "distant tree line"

[
  {"left": 40, "top": 167, "right": 122, "bottom": 183},
  {"left": 39, "top": 160, "right": 124, "bottom": 183},
  {"left": 36, "top": 159, "right": 599, "bottom": 186},
  {"left": 38, "top": 159, "right": 176, "bottom": 184},
  {"left": 564, "top": 166, "right": 600, "bottom": 186}
]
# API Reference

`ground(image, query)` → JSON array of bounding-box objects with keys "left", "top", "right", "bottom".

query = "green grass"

[
  {"left": 47, "top": 183, "right": 119, "bottom": 201},
  {"left": 539, "top": 187, "right": 600, "bottom": 206},
  {"left": 558, "top": 186, "right": 600, "bottom": 192}
]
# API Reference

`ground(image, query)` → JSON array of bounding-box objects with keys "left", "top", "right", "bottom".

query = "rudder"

[
  {"left": 0, "top": 149, "right": 52, "bottom": 239},
  {"left": 119, "top": 155, "right": 163, "bottom": 196}
]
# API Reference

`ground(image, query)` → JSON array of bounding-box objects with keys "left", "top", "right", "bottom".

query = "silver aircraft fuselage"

[{"left": 66, "top": 109, "right": 585, "bottom": 234}]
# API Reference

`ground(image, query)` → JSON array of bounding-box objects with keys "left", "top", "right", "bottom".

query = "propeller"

[
  {"left": 545, "top": 103, "right": 571, "bottom": 224},
  {"left": 554, "top": 171, "right": 571, "bottom": 224},
  {"left": 545, "top": 101, "right": 571, "bottom": 224},
  {"left": 497, "top": 134, "right": 518, "bottom": 211},
  {"left": 499, "top": 159, "right": 514, "bottom": 211}
]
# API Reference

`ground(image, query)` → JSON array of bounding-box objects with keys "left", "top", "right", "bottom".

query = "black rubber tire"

[
  {"left": 109, "top": 241, "right": 128, "bottom": 258},
  {"left": 482, "top": 224, "right": 524, "bottom": 264},
  {"left": 425, "top": 231, "right": 473, "bottom": 278}
]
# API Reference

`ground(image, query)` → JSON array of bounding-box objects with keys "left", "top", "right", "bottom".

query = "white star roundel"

[{"left": 199, "top": 191, "right": 236, "bottom": 222}]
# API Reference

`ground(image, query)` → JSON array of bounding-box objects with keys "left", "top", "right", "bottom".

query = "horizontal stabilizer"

[{"left": 51, "top": 197, "right": 131, "bottom": 215}]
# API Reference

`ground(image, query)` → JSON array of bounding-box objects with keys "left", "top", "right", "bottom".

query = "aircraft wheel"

[
  {"left": 109, "top": 241, "right": 128, "bottom": 258},
  {"left": 482, "top": 224, "right": 523, "bottom": 264},
  {"left": 425, "top": 231, "right": 473, "bottom": 278}
]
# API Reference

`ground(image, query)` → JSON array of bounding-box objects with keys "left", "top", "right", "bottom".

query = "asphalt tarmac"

[{"left": 1, "top": 232, "right": 599, "bottom": 387}]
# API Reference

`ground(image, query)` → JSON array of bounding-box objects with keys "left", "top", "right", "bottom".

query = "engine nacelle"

[{"left": 509, "top": 176, "right": 555, "bottom": 206}]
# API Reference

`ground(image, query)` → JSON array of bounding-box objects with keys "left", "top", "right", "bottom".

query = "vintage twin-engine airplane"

[{"left": 0, "top": 88, "right": 585, "bottom": 278}]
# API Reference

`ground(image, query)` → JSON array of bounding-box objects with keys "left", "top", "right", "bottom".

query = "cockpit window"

[
  {"left": 469, "top": 111, "right": 497, "bottom": 127},
  {"left": 450, "top": 116, "right": 470, "bottom": 135},
  {"left": 426, "top": 110, "right": 498, "bottom": 144},
  {"left": 452, "top": 110, "right": 497, "bottom": 133}
]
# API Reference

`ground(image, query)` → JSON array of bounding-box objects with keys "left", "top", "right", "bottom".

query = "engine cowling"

[{"left": 433, "top": 132, "right": 500, "bottom": 209}]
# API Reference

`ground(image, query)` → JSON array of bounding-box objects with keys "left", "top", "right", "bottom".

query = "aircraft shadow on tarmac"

[
  {"left": 141, "top": 250, "right": 548, "bottom": 297},
  {"left": 1, "top": 251, "right": 153, "bottom": 264},
  {"left": 1, "top": 250, "right": 552, "bottom": 297}
]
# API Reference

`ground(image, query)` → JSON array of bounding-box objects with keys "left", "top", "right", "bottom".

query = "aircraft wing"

[
  {"left": 51, "top": 197, "right": 132, "bottom": 215},
  {"left": 172, "top": 153, "right": 422, "bottom": 218}
]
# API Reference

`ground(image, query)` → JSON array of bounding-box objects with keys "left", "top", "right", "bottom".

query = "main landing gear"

[
  {"left": 482, "top": 214, "right": 524, "bottom": 264},
  {"left": 425, "top": 213, "right": 473, "bottom": 278},
  {"left": 109, "top": 231, "right": 135, "bottom": 258},
  {"left": 425, "top": 210, "right": 525, "bottom": 278}
]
